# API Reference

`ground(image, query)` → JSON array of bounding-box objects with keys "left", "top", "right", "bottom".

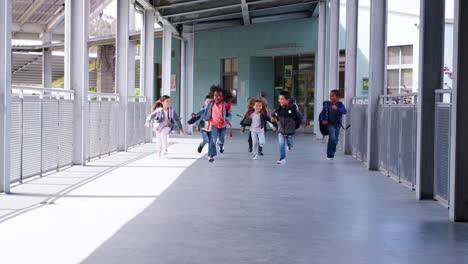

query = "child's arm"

[
  {"left": 266, "top": 114, "right": 278, "bottom": 131},
  {"left": 145, "top": 109, "right": 158, "bottom": 124},
  {"left": 225, "top": 111, "right": 233, "bottom": 121},
  {"left": 295, "top": 109, "right": 307, "bottom": 126},
  {"left": 174, "top": 111, "right": 184, "bottom": 134},
  {"left": 338, "top": 102, "right": 347, "bottom": 114}
]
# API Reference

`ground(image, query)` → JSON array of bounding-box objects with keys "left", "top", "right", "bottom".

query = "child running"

[
  {"left": 319, "top": 89, "right": 347, "bottom": 160},
  {"left": 203, "top": 85, "right": 233, "bottom": 162},
  {"left": 145, "top": 95, "right": 184, "bottom": 158},
  {"left": 240, "top": 97, "right": 276, "bottom": 160},
  {"left": 190, "top": 95, "right": 212, "bottom": 153},
  {"left": 271, "top": 91, "right": 306, "bottom": 164}
]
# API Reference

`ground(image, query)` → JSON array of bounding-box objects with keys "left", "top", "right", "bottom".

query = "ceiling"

[{"left": 151, "top": 0, "right": 319, "bottom": 32}]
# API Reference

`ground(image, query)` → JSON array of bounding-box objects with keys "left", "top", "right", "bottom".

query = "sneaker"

[
  {"left": 208, "top": 156, "right": 215, "bottom": 162},
  {"left": 327, "top": 155, "right": 334, "bottom": 160},
  {"left": 287, "top": 147, "right": 292, "bottom": 152},
  {"left": 156, "top": 152, "right": 162, "bottom": 158},
  {"left": 219, "top": 145, "right": 224, "bottom": 154},
  {"left": 197, "top": 145, "right": 203, "bottom": 153},
  {"left": 252, "top": 155, "right": 259, "bottom": 160},
  {"left": 276, "top": 159, "right": 286, "bottom": 164},
  {"left": 328, "top": 157, "right": 334, "bottom": 160},
  {"left": 259, "top": 146, "right": 264, "bottom": 156}
]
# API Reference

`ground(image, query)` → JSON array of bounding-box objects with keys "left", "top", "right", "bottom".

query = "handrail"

[
  {"left": 352, "top": 96, "right": 368, "bottom": 105},
  {"left": 435, "top": 89, "right": 452, "bottom": 104},
  {"left": 88, "top": 92, "right": 119, "bottom": 101},
  {"left": 379, "top": 92, "right": 418, "bottom": 105},
  {"left": 129, "top": 95, "right": 147, "bottom": 102},
  {"left": 12, "top": 85, "right": 74, "bottom": 100}
]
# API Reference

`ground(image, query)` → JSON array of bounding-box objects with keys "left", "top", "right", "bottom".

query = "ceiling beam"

[
  {"left": 251, "top": 11, "right": 312, "bottom": 24},
  {"left": 163, "top": 3, "right": 241, "bottom": 18},
  {"left": 240, "top": 0, "right": 251, "bottom": 25},
  {"left": 17, "top": 0, "right": 46, "bottom": 26}
]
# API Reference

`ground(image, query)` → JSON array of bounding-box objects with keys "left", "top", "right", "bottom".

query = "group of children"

[{"left": 145, "top": 85, "right": 347, "bottom": 163}]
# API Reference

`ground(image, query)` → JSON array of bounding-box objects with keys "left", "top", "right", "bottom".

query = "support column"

[
  {"left": 450, "top": 0, "right": 468, "bottom": 221},
  {"left": 116, "top": 0, "right": 130, "bottom": 151},
  {"left": 184, "top": 26, "right": 195, "bottom": 134},
  {"left": 343, "top": 0, "right": 358, "bottom": 155},
  {"left": 416, "top": 0, "right": 445, "bottom": 200},
  {"left": 141, "top": 9, "right": 155, "bottom": 142},
  {"left": 65, "top": 0, "right": 89, "bottom": 165},
  {"left": 141, "top": 10, "right": 155, "bottom": 103},
  {"left": 314, "top": 0, "right": 327, "bottom": 138},
  {"left": 0, "top": 0, "right": 12, "bottom": 193},
  {"left": 42, "top": 33, "right": 53, "bottom": 88},
  {"left": 180, "top": 38, "right": 186, "bottom": 129},
  {"left": 162, "top": 25, "right": 172, "bottom": 96},
  {"left": 328, "top": 0, "right": 340, "bottom": 93},
  {"left": 366, "top": 0, "right": 386, "bottom": 170},
  {"left": 96, "top": 45, "right": 115, "bottom": 93},
  {"left": 128, "top": 6, "right": 136, "bottom": 98}
]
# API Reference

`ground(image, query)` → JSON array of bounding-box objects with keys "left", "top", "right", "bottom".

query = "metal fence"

[
  {"left": 434, "top": 89, "right": 452, "bottom": 206},
  {"left": 350, "top": 97, "right": 368, "bottom": 162},
  {"left": 377, "top": 94, "right": 418, "bottom": 188},
  {"left": 10, "top": 87, "right": 75, "bottom": 183},
  {"left": 10, "top": 87, "right": 151, "bottom": 183}
]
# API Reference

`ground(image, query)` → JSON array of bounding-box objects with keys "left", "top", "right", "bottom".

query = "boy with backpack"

[
  {"left": 319, "top": 89, "right": 347, "bottom": 160},
  {"left": 271, "top": 91, "right": 306, "bottom": 164}
]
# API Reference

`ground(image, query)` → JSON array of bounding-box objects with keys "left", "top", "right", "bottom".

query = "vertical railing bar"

[
  {"left": 40, "top": 100, "right": 44, "bottom": 177},
  {"left": 19, "top": 99, "right": 24, "bottom": 184},
  {"left": 56, "top": 99, "right": 60, "bottom": 172}
]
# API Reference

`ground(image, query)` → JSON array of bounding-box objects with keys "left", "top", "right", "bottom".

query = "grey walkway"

[{"left": 1, "top": 133, "right": 468, "bottom": 264}]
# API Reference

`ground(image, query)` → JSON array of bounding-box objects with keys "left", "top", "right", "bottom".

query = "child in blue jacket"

[{"left": 319, "top": 90, "right": 347, "bottom": 160}]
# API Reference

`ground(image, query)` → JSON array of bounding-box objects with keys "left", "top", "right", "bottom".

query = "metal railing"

[
  {"left": 434, "top": 89, "right": 452, "bottom": 206},
  {"left": 350, "top": 98, "right": 368, "bottom": 162},
  {"left": 10, "top": 87, "right": 74, "bottom": 183},
  {"left": 377, "top": 94, "right": 418, "bottom": 188},
  {"left": 9, "top": 86, "right": 151, "bottom": 183}
]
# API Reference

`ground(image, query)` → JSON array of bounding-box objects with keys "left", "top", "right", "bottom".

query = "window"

[
  {"left": 222, "top": 58, "right": 238, "bottom": 105},
  {"left": 387, "top": 45, "right": 413, "bottom": 94}
]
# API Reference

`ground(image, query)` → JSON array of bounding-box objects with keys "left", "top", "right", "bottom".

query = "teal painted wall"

[
  {"left": 193, "top": 18, "right": 318, "bottom": 128},
  {"left": 249, "top": 57, "right": 274, "bottom": 109},
  {"left": 153, "top": 37, "right": 181, "bottom": 113}
]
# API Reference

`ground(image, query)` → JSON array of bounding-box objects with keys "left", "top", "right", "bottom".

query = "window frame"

[
  {"left": 387, "top": 45, "right": 413, "bottom": 94},
  {"left": 221, "top": 58, "right": 239, "bottom": 105}
]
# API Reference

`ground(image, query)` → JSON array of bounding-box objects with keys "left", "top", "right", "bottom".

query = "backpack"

[
  {"left": 319, "top": 122, "right": 329, "bottom": 136},
  {"left": 291, "top": 104, "right": 302, "bottom": 129}
]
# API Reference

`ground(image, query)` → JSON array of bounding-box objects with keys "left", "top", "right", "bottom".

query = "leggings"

[{"left": 157, "top": 127, "right": 171, "bottom": 153}]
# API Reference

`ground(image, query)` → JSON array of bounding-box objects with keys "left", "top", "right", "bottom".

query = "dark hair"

[
  {"left": 151, "top": 95, "right": 170, "bottom": 111},
  {"left": 205, "top": 95, "right": 211, "bottom": 100},
  {"left": 247, "top": 97, "right": 269, "bottom": 113},
  {"left": 279, "top": 91, "right": 291, "bottom": 100},
  {"left": 330, "top": 89, "right": 341, "bottom": 98},
  {"left": 209, "top": 85, "right": 233, "bottom": 101}
]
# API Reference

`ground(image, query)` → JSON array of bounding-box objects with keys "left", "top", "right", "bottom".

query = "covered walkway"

[{"left": 1, "top": 134, "right": 467, "bottom": 264}]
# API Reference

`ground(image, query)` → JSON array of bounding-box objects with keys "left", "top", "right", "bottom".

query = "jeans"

[
  {"left": 278, "top": 133, "right": 294, "bottom": 160},
  {"left": 200, "top": 129, "right": 211, "bottom": 147},
  {"left": 251, "top": 131, "right": 266, "bottom": 156},
  {"left": 209, "top": 125, "right": 226, "bottom": 157},
  {"left": 327, "top": 123, "right": 341, "bottom": 157}
]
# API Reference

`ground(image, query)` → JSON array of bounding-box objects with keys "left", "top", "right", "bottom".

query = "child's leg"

[
  {"left": 327, "top": 124, "right": 338, "bottom": 157},
  {"left": 286, "top": 135, "right": 295, "bottom": 149},
  {"left": 248, "top": 132, "right": 253, "bottom": 150},
  {"left": 258, "top": 132, "right": 266, "bottom": 148},
  {"left": 217, "top": 127, "right": 226, "bottom": 147},
  {"left": 156, "top": 131, "right": 163, "bottom": 153},
  {"left": 209, "top": 126, "right": 218, "bottom": 157},
  {"left": 200, "top": 130, "right": 209, "bottom": 147},
  {"left": 278, "top": 134, "right": 286, "bottom": 160},
  {"left": 160, "top": 127, "right": 171, "bottom": 153},
  {"left": 252, "top": 132, "right": 259, "bottom": 156}
]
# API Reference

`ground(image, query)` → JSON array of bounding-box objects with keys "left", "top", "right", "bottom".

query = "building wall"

[
  {"left": 154, "top": 37, "right": 181, "bottom": 113},
  {"left": 192, "top": 18, "right": 318, "bottom": 128}
]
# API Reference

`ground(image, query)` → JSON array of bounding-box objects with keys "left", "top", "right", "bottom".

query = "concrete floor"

[{"left": 1, "top": 133, "right": 468, "bottom": 264}]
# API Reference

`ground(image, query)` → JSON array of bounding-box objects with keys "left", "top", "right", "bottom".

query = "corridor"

[{"left": 0, "top": 133, "right": 467, "bottom": 264}]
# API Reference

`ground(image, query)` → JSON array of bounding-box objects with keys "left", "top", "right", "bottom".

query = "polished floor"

[{"left": 0, "top": 133, "right": 467, "bottom": 264}]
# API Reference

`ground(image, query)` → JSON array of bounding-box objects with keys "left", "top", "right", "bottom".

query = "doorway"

[{"left": 274, "top": 55, "right": 315, "bottom": 124}]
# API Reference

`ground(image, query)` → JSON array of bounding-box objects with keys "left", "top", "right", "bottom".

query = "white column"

[
  {"left": 416, "top": 0, "right": 445, "bottom": 200},
  {"left": 116, "top": 0, "right": 130, "bottom": 151},
  {"left": 65, "top": 0, "right": 89, "bottom": 165},
  {"left": 343, "top": 0, "right": 358, "bottom": 155},
  {"left": 180, "top": 38, "right": 186, "bottom": 128},
  {"left": 42, "top": 33, "right": 53, "bottom": 88},
  {"left": 141, "top": 9, "right": 155, "bottom": 142},
  {"left": 315, "top": 0, "right": 327, "bottom": 138},
  {"left": 366, "top": 0, "right": 386, "bottom": 170},
  {"left": 184, "top": 26, "right": 195, "bottom": 134},
  {"left": 162, "top": 25, "right": 172, "bottom": 96},
  {"left": 328, "top": 0, "right": 340, "bottom": 93},
  {"left": 450, "top": 0, "right": 468, "bottom": 221},
  {"left": 128, "top": 5, "right": 136, "bottom": 98},
  {"left": 0, "top": 0, "right": 12, "bottom": 193}
]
